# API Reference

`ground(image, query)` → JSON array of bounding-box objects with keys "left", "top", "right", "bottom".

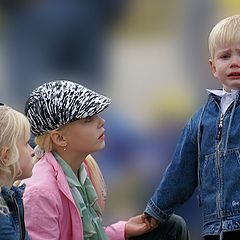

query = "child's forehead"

[
  {"left": 213, "top": 34, "right": 240, "bottom": 49},
  {"left": 215, "top": 41, "right": 240, "bottom": 52},
  {"left": 21, "top": 126, "right": 31, "bottom": 142}
]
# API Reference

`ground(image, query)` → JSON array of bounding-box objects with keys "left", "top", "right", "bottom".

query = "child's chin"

[
  {"left": 98, "top": 142, "right": 106, "bottom": 150},
  {"left": 233, "top": 86, "right": 240, "bottom": 89}
]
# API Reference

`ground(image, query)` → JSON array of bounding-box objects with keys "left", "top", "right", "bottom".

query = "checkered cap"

[{"left": 25, "top": 80, "right": 111, "bottom": 136}]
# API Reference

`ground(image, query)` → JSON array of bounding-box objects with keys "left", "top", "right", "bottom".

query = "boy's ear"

[
  {"left": 209, "top": 59, "right": 217, "bottom": 77},
  {"left": 0, "top": 147, "right": 9, "bottom": 165},
  {"left": 50, "top": 132, "right": 67, "bottom": 148}
]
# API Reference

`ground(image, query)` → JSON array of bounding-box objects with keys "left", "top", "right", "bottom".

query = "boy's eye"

[{"left": 220, "top": 53, "right": 231, "bottom": 59}]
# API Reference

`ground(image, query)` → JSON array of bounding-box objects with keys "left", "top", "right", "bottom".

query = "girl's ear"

[
  {"left": 0, "top": 147, "right": 9, "bottom": 166},
  {"left": 50, "top": 132, "right": 67, "bottom": 148},
  {"left": 209, "top": 59, "right": 217, "bottom": 77}
]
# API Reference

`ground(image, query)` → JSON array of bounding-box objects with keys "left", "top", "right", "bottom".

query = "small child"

[
  {"left": 145, "top": 14, "right": 240, "bottom": 240},
  {"left": 0, "top": 103, "right": 34, "bottom": 240}
]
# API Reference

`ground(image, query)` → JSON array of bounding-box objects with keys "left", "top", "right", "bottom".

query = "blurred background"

[{"left": 0, "top": 1, "right": 240, "bottom": 239}]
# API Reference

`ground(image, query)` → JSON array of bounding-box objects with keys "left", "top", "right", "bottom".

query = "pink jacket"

[{"left": 22, "top": 152, "right": 126, "bottom": 240}]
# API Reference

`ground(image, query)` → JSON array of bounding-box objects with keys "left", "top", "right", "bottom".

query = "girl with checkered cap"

[{"left": 21, "top": 80, "right": 161, "bottom": 240}]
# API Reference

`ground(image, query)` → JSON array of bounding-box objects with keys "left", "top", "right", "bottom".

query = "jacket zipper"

[
  {"left": 216, "top": 112, "right": 223, "bottom": 220},
  {"left": 213, "top": 97, "right": 236, "bottom": 234},
  {"left": 215, "top": 100, "right": 235, "bottom": 219},
  {"left": 12, "top": 197, "right": 25, "bottom": 240}
]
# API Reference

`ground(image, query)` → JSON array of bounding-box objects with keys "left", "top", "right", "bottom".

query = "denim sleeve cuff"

[{"left": 144, "top": 199, "right": 173, "bottom": 221}]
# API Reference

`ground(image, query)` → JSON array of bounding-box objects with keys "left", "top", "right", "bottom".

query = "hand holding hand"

[
  {"left": 142, "top": 213, "right": 159, "bottom": 228},
  {"left": 125, "top": 213, "right": 159, "bottom": 239}
]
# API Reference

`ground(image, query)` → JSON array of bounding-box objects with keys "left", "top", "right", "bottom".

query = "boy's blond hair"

[
  {"left": 0, "top": 105, "right": 31, "bottom": 187},
  {"left": 208, "top": 15, "right": 240, "bottom": 59}
]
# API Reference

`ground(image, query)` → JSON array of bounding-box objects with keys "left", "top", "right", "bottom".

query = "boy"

[{"left": 145, "top": 15, "right": 240, "bottom": 240}]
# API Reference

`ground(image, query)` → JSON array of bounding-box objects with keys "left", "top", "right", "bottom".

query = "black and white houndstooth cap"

[{"left": 25, "top": 80, "right": 111, "bottom": 136}]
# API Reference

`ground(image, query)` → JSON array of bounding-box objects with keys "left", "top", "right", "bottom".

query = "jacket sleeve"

[
  {"left": 105, "top": 221, "right": 126, "bottom": 240},
  {"left": 23, "top": 186, "right": 61, "bottom": 240},
  {"left": 145, "top": 114, "right": 199, "bottom": 221}
]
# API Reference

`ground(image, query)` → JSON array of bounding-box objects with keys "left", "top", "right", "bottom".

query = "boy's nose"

[{"left": 230, "top": 56, "right": 240, "bottom": 67}]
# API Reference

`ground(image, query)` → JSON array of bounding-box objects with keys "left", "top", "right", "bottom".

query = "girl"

[
  {"left": 23, "top": 79, "right": 153, "bottom": 240},
  {"left": 23, "top": 80, "right": 188, "bottom": 240},
  {"left": 0, "top": 103, "right": 34, "bottom": 240}
]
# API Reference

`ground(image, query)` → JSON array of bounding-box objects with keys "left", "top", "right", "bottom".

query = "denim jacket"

[
  {"left": 0, "top": 184, "right": 29, "bottom": 240},
  {"left": 145, "top": 91, "right": 240, "bottom": 236}
]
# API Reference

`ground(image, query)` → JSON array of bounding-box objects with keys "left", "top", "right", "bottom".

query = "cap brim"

[{"left": 75, "top": 94, "right": 111, "bottom": 119}]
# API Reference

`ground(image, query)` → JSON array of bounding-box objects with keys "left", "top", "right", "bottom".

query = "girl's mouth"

[{"left": 98, "top": 132, "right": 105, "bottom": 140}]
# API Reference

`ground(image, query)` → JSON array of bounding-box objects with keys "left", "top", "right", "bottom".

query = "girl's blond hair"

[
  {"left": 84, "top": 155, "right": 107, "bottom": 212},
  {"left": 35, "top": 130, "right": 107, "bottom": 211},
  {"left": 208, "top": 15, "right": 240, "bottom": 59},
  {"left": 0, "top": 105, "right": 31, "bottom": 187}
]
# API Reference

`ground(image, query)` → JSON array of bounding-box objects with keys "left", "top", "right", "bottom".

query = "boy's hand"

[
  {"left": 142, "top": 213, "right": 159, "bottom": 228},
  {"left": 125, "top": 214, "right": 159, "bottom": 239}
]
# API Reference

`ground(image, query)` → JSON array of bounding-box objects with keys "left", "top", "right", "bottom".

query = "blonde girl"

[{"left": 0, "top": 104, "right": 34, "bottom": 240}]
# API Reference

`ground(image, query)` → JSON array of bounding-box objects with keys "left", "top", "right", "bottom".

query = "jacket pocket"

[
  {"left": 200, "top": 153, "right": 218, "bottom": 215},
  {"left": 222, "top": 149, "right": 240, "bottom": 215}
]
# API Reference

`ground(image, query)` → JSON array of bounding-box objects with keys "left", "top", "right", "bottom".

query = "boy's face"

[{"left": 209, "top": 43, "right": 240, "bottom": 92}]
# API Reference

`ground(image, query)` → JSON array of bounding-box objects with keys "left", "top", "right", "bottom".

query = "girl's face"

[
  {"left": 16, "top": 134, "right": 34, "bottom": 180},
  {"left": 62, "top": 114, "right": 106, "bottom": 155}
]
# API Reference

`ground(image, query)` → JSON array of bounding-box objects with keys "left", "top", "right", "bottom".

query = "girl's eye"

[{"left": 85, "top": 116, "right": 94, "bottom": 122}]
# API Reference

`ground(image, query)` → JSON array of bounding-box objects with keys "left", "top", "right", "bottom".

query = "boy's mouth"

[{"left": 227, "top": 72, "right": 240, "bottom": 78}]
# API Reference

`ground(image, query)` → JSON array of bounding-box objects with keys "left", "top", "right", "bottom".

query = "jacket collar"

[
  {"left": 1, "top": 184, "right": 26, "bottom": 202},
  {"left": 207, "top": 89, "right": 240, "bottom": 104},
  {"left": 43, "top": 152, "right": 75, "bottom": 204}
]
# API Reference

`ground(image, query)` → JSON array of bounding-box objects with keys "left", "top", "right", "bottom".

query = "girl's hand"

[
  {"left": 141, "top": 213, "right": 159, "bottom": 228},
  {"left": 125, "top": 214, "right": 159, "bottom": 239}
]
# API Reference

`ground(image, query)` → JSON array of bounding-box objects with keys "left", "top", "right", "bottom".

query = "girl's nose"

[
  {"left": 98, "top": 115, "right": 105, "bottom": 127},
  {"left": 28, "top": 144, "right": 35, "bottom": 158}
]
